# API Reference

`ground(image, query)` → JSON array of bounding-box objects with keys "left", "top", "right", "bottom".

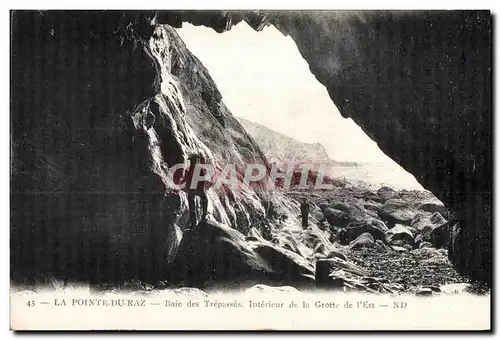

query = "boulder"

[
  {"left": 406, "top": 226, "right": 418, "bottom": 235},
  {"left": 419, "top": 241, "right": 433, "bottom": 249},
  {"left": 329, "top": 201, "right": 373, "bottom": 223},
  {"left": 169, "top": 221, "right": 270, "bottom": 286},
  {"left": 252, "top": 242, "right": 316, "bottom": 285},
  {"left": 300, "top": 227, "right": 334, "bottom": 252},
  {"left": 314, "top": 243, "right": 326, "bottom": 254},
  {"left": 422, "top": 255, "right": 450, "bottom": 266},
  {"left": 379, "top": 199, "right": 418, "bottom": 226},
  {"left": 377, "top": 186, "right": 398, "bottom": 202},
  {"left": 323, "top": 208, "right": 350, "bottom": 227},
  {"left": 414, "top": 234, "right": 423, "bottom": 248},
  {"left": 370, "top": 218, "right": 389, "bottom": 232},
  {"left": 385, "top": 225, "right": 415, "bottom": 247},
  {"left": 315, "top": 257, "right": 369, "bottom": 289},
  {"left": 338, "top": 219, "right": 388, "bottom": 245},
  {"left": 363, "top": 202, "right": 381, "bottom": 213},
  {"left": 245, "top": 284, "right": 299, "bottom": 294},
  {"left": 412, "top": 247, "right": 444, "bottom": 258},
  {"left": 318, "top": 202, "right": 329, "bottom": 213},
  {"left": 415, "top": 287, "right": 434, "bottom": 296},
  {"left": 154, "top": 281, "right": 169, "bottom": 290},
  {"left": 315, "top": 259, "right": 337, "bottom": 288},
  {"left": 411, "top": 212, "right": 447, "bottom": 240},
  {"left": 375, "top": 239, "right": 390, "bottom": 250},
  {"left": 349, "top": 233, "right": 375, "bottom": 250}
]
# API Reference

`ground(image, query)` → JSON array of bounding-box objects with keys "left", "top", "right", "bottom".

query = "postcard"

[{"left": 10, "top": 9, "right": 492, "bottom": 331}]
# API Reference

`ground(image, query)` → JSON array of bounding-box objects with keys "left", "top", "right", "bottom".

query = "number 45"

[{"left": 26, "top": 300, "right": 35, "bottom": 307}]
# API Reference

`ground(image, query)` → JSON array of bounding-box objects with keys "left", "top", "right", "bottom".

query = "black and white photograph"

[{"left": 9, "top": 8, "right": 492, "bottom": 330}]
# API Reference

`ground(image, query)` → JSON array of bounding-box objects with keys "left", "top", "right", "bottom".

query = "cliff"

[{"left": 11, "top": 12, "right": 281, "bottom": 284}]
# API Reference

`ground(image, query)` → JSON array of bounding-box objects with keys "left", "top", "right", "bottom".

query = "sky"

[
  {"left": 176, "top": 22, "right": 423, "bottom": 189},
  {"left": 177, "top": 22, "right": 395, "bottom": 163}
]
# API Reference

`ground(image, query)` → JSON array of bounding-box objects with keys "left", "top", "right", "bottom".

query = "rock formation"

[
  {"left": 11, "top": 10, "right": 492, "bottom": 286},
  {"left": 152, "top": 10, "right": 492, "bottom": 284},
  {"left": 11, "top": 11, "right": 281, "bottom": 284},
  {"left": 236, "top": 117, "right": 357, "bottom": 166}
]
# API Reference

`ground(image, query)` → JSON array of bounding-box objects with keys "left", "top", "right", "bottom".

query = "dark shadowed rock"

[
  {"left": 430, "top": 221, "right": 451, "bottom": 249},
  {"left": 363, "top": 191, "right": 382, "bottom": 203},
  {"left": 419, "top": 241, "right": 433, "bottom": 249},
  {"left": 315, "top": 257, "right": 369, "bottom": 289},
  {"left": 251, "top": 243, "right": 315, "bottom": 284},
  {"left": 330, "top": 201, "right": 367, "bottom": 218},
  {"left": 169, "top": 221, "right": 272, "bottom": 286},
  {"left": 324, "top": 208, "right": 350, "bottom": 227},
  {"left": 318, "top": 201, "right": 329, "bottom": 212},
  {"left": 385, "top": 225, "right": 415, "bottom": 247},
  {"left": 11, "top": 10, "right": 492, "bottom": 285},
  {"left": 411, "top": 212, "right": 447, "bottom": 240},
  {"left": 418, "top": 201, "right": 448, "bottom": 218},
  {"left": 349, "top": 233, "right": 375, "bottom": 250}
]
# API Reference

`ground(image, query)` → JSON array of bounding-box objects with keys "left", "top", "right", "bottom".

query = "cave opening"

[{"left": 9, "top": 11, "right": 490, "bottom": 296}]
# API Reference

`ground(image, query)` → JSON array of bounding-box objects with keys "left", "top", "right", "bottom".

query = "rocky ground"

[{"left": 349, "top": 247, "right": 465, "bottom": 293}]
